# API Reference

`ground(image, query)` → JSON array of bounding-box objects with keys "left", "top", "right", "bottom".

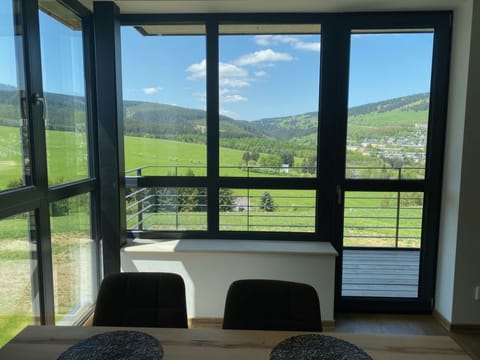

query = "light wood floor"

[
  {"left": 335, "top": 313, "right": 480, "bottom": 360},
  {"left": 191, "top": 314, "right": 480, "bottom": 359}
]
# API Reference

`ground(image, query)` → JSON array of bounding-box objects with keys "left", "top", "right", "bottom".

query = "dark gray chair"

[
  {"left": 222, "top": 279, "right": 322, "bottom": 331},
  {"left": 92, "top": 272, "right": 188, "bottom": 328}
]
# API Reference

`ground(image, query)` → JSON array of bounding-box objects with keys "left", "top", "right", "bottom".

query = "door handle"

[
  {"left": 32, "top": 93, "right": 45, "bottom": 121},
  {"left": 336, "top": 184, "right": 343, "bottom": 205}
]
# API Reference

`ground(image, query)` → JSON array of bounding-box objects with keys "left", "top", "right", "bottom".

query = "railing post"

[
  {"left": 137, "top": 168, "right": 143, "bottom": 231},
  {"left": 393, "top": 167, "right": 402, "bottom": 248}
]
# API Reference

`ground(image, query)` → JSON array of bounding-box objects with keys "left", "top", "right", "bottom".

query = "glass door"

[{"left": 336, "top": 24, "right": 450, "bottom": 312}]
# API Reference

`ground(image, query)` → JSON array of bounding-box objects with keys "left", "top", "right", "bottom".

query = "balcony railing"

[{"left": 126, "top": 166, "right": 424, "bottom": 247}]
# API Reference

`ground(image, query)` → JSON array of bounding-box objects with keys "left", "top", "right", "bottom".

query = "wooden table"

[{"left": 0, "top": 325, "right": 470, "bottom": 359}]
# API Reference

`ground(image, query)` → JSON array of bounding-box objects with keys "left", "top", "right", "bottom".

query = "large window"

[
  {"left": 122, "top": 23, "right": 322, "bottom": 235},
  {"left": 0, "top": 0, "right": 31, "bottom": 192},
  {"left": 0, "top": 0, "right": 99, "bottom": 346},
  {"left": 121, "top": 13, "right": 450, "bottom": 313}
]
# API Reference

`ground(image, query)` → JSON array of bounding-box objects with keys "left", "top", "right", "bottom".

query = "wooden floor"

[
  {"left": 335, "top": 313, "right": 480, "bottom": 360},
  {"left": 191, "top": 314, "right": 480, "bottom": 359},
  {"left": 342, "top": 249, "right": 420, "bottom": 298}
]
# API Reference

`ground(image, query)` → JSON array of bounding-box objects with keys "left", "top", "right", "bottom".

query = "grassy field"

[{"left": 2, "top": 125, "right": 423, "bottom": 245}]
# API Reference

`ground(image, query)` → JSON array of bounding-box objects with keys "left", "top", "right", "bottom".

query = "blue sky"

[
  {"left": 121, "top": 28, "right": 433, "bottom": 120},
  {"left": 0, "top": 2, "right": 434, "bottom": 121}
]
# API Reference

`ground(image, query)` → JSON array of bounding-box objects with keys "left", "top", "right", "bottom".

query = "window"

[
  {"left": 122, "top": 23, "right": 322, "bottom": 235},
  {"left": 0, "top": 212, "right": 40, "bottom": 348},
  {"left": 0, "top": 0, "right": 31, "bottom": 192},
  {"left": 341, "top": 31, "right": 434, "bottom": 299},
  {"left": 39, "top": 11, "right": 89, "bottom": 186},
  {"left": 122, "top": 26, "right": 207, "bottom": 177},
  {"left": 50, "top": 194, "right": 97, "bottom": 324},
  {"left": 0, "top": 1, "right": 99, "bottom": 345},
  {"left": 121, "top": 14, "right": 450, "bottom": 312},
  {"left": 346, "top": 32, "right": 433, "bottom": 180},
  {"left": 218, "top": 25, "right": 320, "bottom": 178}
]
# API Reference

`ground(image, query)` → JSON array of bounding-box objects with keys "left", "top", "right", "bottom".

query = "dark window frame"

[
  {"left": 0, "top": 0, "right": 101, "bottom": 326},
  {"left": 121, "top": 12, "right": 451, "bottom": 246}
]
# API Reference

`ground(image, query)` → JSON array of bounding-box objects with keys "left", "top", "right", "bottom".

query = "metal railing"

[{"left": 126, "top": 166, "right": 424, "bottom": 247}]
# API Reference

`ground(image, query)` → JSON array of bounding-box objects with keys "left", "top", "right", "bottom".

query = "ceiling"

[{"left": 77, "top": 0, "right": 464, "bottom": 14}]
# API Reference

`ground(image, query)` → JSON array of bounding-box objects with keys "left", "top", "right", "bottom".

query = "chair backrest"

[
  {"left": 222, "top": 279, "right": 322, "bottom": 331},
  {"left": 92, "top": 272, "right": 188, "bottom": 328}
]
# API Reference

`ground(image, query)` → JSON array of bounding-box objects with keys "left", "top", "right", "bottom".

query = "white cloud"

[
  {"left": 254, "top": 35, "right": 320, "bottom": 52},
  {"left": 221, "top": 94, "right": 247, "bottom": 103},
  {"left": 255, "top": 71, "right": 268, "bottom": 77},
  {"left": 220, "top": 78, "right": 250, "bottom": 88},
  {"left": 186, "top": 60, "right": 249, "bottom": 82},
  {"left": 186, "top": 59, "right": 206, "bottom": 80},
  {"left": 219, "top": 62, "right": 248, "bottom": 78},
  {"left": 293, "top": 41, "right": 321, "bottom": 52},
  {"left": 142, "top": 87, "right": 162, "bottom": 95},
  {"left": 254, "top": 35, "right": 272, "bottom": 46},
  {"left": 234, "top": 49, "right": 293, "bottom": 66}
]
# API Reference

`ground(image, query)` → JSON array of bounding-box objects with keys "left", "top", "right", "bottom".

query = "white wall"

[
  {"left": 436, "top": 0, "right": 480, "bottom": 325},
  {"left": 121, "top": 240, "right": 337, "bottom": 322},
  {"left": 451, "top": 0, "right": 480, "bottom": 325},
  {"left": 435, "top": 0, "right": 472, "bottom": 323}
]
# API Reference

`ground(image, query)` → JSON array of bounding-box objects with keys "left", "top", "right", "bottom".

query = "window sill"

[{"left": 122, "top": 239, "right": 338, "bottom": 256}]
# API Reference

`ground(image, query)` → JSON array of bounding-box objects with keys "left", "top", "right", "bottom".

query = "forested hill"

[
  {"left": 348, "top": 93, "right": 430, "bottom": 116},
  {"left": 0, "top": 84, "right": 429, "bottom": 144},
  {"left": 250, "top": 93, "right": 430, "bottom": 142}
]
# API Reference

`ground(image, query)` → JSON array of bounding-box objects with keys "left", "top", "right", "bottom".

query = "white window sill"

[{"left": 122, "top": 239, "right": 338, "bottom": 256}]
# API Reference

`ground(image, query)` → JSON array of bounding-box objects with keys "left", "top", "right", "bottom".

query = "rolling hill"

[{"left": 0, "top": 83, "right": 429, "bottom": 148}]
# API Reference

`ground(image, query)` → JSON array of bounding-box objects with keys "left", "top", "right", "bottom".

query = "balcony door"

[{"left": 334, "top": 19, "right": 451, "bottom": 312}]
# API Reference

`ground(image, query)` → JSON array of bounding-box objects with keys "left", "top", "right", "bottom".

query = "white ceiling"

[{"left": 77, "top": 0, "right": 464, "bottom": 14}]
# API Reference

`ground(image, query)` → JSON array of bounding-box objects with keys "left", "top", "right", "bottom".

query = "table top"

[{"left": 0, "top": 325, "right": 470, "bottom": 360}]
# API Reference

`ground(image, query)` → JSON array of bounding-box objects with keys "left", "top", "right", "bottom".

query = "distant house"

[
  {"left": 233, "top": 197, "right": 251, "bottom": 211},
  {"left": 280, "top": 164, "right": 290, "bottom": 173}
]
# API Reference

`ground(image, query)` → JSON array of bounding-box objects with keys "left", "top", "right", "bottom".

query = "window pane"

[
  {"left": 346, "top": 32, "right": 433, "bottom": 180},
  {"left": 342, "top": 191, "right": 422, "bottom": 298},
  {"left": 39, "top": 11, "right": 89, "bottom": 186},
  {"left": 0, "top": 212, "right": 40, "bottom": 347},
  {"left": 219, "top": 25, "right": 321, "bottom": 178},
  {"left": 0, "top": 0, "right": 31, "bottom": 192},
  {"left": 126, "top": 187, "right": 207, "bottom": 231},
  {"left": 343, "top": 191, "right": 423, "bottom": 248},
  {"left": 50, "top": 194, "right": 97, "bottom": 325},
  {"left": 121, "top": 26, "right": 206, "bottom": 176},
  {"left": 219, "top": 189, "right": 316, "bottom": 232}
]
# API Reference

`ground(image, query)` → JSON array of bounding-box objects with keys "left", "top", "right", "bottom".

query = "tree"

[
  {"left": 178, "top": 187, "right": 207, "bottom": 212},
  {"left": 219, "top": 188, "right": 234, "bottom": 211},
  {"left": 50, "top": 199, "right": 70, "bottom": 217},
  {"left": 302, "top": 154, "right": 317, "bottom": 174},
  {"left": 259, "top": 154, "right": 282, "bottom": 171},
  {"left": 242, "top": 151, "right": 251, "bottom": 166},
  {"left": 260, "top": 192, "right": 275, "bottom": 212},
  {"left": 279, "top": 151, "right": 294, "bottom": 166}
]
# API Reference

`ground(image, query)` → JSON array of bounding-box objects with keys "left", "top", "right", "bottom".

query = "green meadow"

[{"left": 1, "top": 125, "right": 422, "bottom": 247}]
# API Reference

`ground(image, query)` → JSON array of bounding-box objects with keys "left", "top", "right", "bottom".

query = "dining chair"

[
  {"left": 222, "top": 279, "right": 322, "bottom": 331},
  {"left": 92, "top": 272, "right": 188, "bottom": 328}
]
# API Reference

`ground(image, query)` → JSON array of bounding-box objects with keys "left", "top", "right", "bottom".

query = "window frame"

[
  {"left": 0, "top": 0, "right": 101, "bottom": 327},
  {"left": 121, "top": 12, "right": 451, "bottom": 248}
]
